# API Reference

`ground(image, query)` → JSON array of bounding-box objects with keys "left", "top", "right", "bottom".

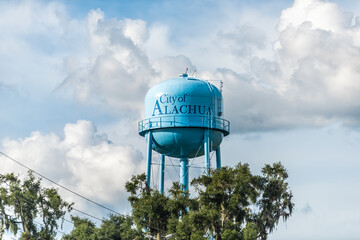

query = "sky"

[{"left": 0, "top": 0, "right": 360, "bottom": 239}]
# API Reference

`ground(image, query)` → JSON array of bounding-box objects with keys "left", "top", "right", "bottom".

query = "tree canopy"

[
  {"left": 1, "top": 162, "right": 294, "bottom": 240},
  {"left": 62, "top": 214, "right": 143, "bottom": 240},
  {"left": 125, "top": 162, "right": 294, "bottom": 240},
  {"left": 0, "top": 171, "right": 73, "bottom": 240}
]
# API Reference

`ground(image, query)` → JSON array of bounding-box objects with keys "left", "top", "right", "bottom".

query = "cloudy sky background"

[{"left": 1, "top": 0, "right": 360, "bottom": 239}]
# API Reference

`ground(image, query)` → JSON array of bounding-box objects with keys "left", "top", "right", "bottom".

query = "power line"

[
  {"left": 4, "top": 207, "right": 68, "bottom": 237},
  {"left": 152, "top": 162, "right": 205, "bottom": 169},
  {"left": 61, "top": 216, "right": 74, "bottom": 225},
  {"left": 0, "top": 181, "right": 104, "bottom": 226},
  {"left": 0, "top": 151, "right": 121, "bottom": 216},
  {"left": 4, "top": 210, "right": 113, "bottom": 240},
  {"left": 72, "top": 208, "right": 104, "bottom": 222},
  {"left": 0, "top": 151, "right": 169, "bottom": 238},
  {"left": 0, "top": 152, "right": 131, "bottom": 225}
]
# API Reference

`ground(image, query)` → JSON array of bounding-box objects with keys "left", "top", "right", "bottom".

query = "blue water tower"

[{"left": 138, "top": 73, "right": 230, "bottom": 192}]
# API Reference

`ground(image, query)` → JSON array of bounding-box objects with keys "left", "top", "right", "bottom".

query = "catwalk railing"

[{"left": 138, "top": 115, "right": 230, "bottom": 136}]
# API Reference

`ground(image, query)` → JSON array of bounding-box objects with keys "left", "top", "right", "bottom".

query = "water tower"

[{"left": 138, "top": 73, "right": 230, "bottom": 192}]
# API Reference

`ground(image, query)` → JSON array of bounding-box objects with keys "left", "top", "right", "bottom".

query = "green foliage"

[
  {"left": 243, "top": 222, "right": 259, "bottom": 240},
  {"left": 0, "top": 171, "right": 72, "bottom": 240},
  {"left": 125, "top": 174, "right": 203, "bottom": 239},
  {"left": 190, "top": 162, "right": 294, "bottom": 240},
  {"left": 98, "top": 214, "right": 144, "bottom": 240},
  {"left": 125, "top": 174, "right": 168, "bottom": 236},
  {"left": 256, "top": 162, "right": 294, "bottom": 240},
  {"left": 190, "top": 163, "right": 260, "bottom": 239},
  {"left": 62, "top": 215, "right": 144, "bottom": 240},
  {"left": 126, "top": 162, "right": 294, "bottom": 240},
  {"left": 0, "top": 162, "right": 293, "bottom": 240},
  {"left": 62, "top": 216, "right": 97, "bottom": 240}
]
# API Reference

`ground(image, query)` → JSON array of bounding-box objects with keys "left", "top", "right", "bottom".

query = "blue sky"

[{"left": 1, "top": 0, "right": 360, "bottom": 239}]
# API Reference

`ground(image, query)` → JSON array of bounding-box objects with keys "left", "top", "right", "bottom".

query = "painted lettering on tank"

[
  {"left": 180, "top": 105, "right": 187, "bottom": 114},
  {"left": 159, "top": 94, "right": 188, "bottom": 105},
  {"left": 152, "top": 93, "right": 213, "bottom": 116},
  {"left": 152, "top": 100, "right": 163, "bottom": 116}
]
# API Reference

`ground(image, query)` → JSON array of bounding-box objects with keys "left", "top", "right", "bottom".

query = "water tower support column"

[
  {"left": 159, "top": 154, "right": 165, "bottom": 193},
  {"left": 216, "top": 147, "right": 221, "bottom": 169},
  {"left": 180, "top": 158, "right": 189, "bottom": 191},
  {"left": 146, "top": 132, "right": 153, "bottom": 187},
  {"left": 204, "top": 130, "right": 210, "bottom": 175}
]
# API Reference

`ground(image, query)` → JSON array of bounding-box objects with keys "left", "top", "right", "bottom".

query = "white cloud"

[
  {"left": 217, "top": 24, "right": 267, "bottom": 58},
  {"left": 58, "top": 9, "right": 155, "bottom": 116},
  {"left": 144, "top": 23, "right": 174, "bottom": 60},
  {"left": 278, "top": 0, "right": 353, "bottom": 32},
  {"left": 204, "top": 0, "right": 360, "bottom": 132},
  {"left": 3, "top": 0, "right": 360, "bottom": 133},
  {"left": 57, "top": 0, "right": 356, "bottom": 133},
  {"left": 151, "top": 55, "right": 195, "bottom": 85},
  {"left": 0, "top": 0, "right": 86, "bottom": 98},
  {"left": 123, "top": 18, "right": 149, "bottom": 47},
  {"left": 0, "top": 120, "right": 144, "bottom": 206},
  {"left": 0, "top": 1, "right": 67, "bottom": 36}
]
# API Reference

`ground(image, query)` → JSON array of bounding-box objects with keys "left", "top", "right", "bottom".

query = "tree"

[
  {"left": 97, "top": 214, "right": 143, "bottom": 240},
  {"left": 191, "top": 162, "right": 294, "bottom": 240},
  {"left": 125, "top": 174, "right": 172, "bottom": 239},
  {"left": 62, "top": 216, "right": 97, "bottom": 240},
  {"left": 126, "top": 162, "right": 294, "bottom": 240},
  {"left": 0, "top": 179, "right": 18, "bottom": 239},
  {"left": 190, "top": 164, "right": 257, "bottom": 240},
  {"left": 0, "top": 171, "right": 73, "bottom": 240},
  {"left": 62, "top": 161, "right": 292, "bottom": 240},
  {"left": 255, "top": 162, "right": 294, "bottom": 240},
  {"left": 126, "top": 163, "right": 294, "bottom": 240},
  {"left": 125, "top": 174, "right": 193, "bottom": 239},
  {"left": 62, "top": 215, "right": 144, "bottom": 240}
]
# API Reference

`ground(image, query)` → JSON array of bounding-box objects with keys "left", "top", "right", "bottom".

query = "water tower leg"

[
  {"left": 204, "top": 130, "right": 210, "bottom": 175},
  {"left": 216, "top": 147, "right": 221, "bottom": 169},
  {"left": 159, "top": 154, "right": 165, "bottom": 194},
  {"left": 146, "top": 132, "right": 153, "bottom": 187},
  {"left": 180, "top": 158, "right": 189, "bottom": 191}
]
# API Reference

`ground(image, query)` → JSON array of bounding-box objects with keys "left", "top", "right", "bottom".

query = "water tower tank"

[{"left": 138, "top": 73, "right": 230, "bottom": 191}]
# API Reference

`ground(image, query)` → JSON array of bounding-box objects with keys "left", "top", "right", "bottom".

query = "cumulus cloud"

[
  {"left": 151, "top": 55, "right": 195, "bottom": 85},
  {"left": 278, "top": 0, "right": 353, "bottom": 32},
  {"left": 58, "top": 9, "right": 156, "bottom": 116},
  {"left": 0, "top": 120, "right": 144, "bottom": 206},
  {"left": 0, "top": 1, "right": 67, "bottom": 37},
  {"left": 55, "top": 7, "right": 204, "bottom": 122},
  {"left": 0, "top": 0, "right": 86, "bottom": 97},
  {"left": 217, "top": 24, "right": 267, "bottom": 58},
  {"left": 56, "top": 0, "right": 360, "bottom": 133},
  {"left": 6, "top": 0, "right": 360, "bottom": 134},
  {"left": 205, "top": 0, "right": 360, "bottom": 132}
]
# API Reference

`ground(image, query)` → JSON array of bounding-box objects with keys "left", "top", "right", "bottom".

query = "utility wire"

[
  {"left": 4, "top": 207, "right": 68, "bottom": 237},
  {"left": 34, "top": 219, "right": 68, "bottom": 236},
  {"left": 0, "top": 151, "right": 121, "bottom": 216},
  {"left": 0, "top": 152, "right": 183, "bottom": 238},
  {"left": 0, "top": 160, "right": 163, "bottom": 240},
  {"left": 0, "top": 181, "right": 103, "bottom": 226},
  {"left": 71, "top": 208, "right": 103, "bottom": 222},
  {"left": 0, "top": 151, "right": 159, "bottom": 229},
  {"left": 152, "top": 162, "right": 205, "bottom": 169}
]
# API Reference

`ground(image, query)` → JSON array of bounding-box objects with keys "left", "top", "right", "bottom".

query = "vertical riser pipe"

[
  {"left": 159, "top": 154, "right": 165, "bottom": 194},
  {"left": 180, "top": 158, "right": 189, "bottom": 191},
  {"left": 216, "top": 147, "right": 221, "bottom": 169},
  {"left": 204, "top": 130, "right": 210, "bottom": 176},
  {"left": 146, "top": 132, "right": 153, "bottom": 187}
]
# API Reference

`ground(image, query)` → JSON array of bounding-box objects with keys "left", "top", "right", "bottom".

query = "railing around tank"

[{"left": 138, "top": 115, "right": 230, "bottom": 136}]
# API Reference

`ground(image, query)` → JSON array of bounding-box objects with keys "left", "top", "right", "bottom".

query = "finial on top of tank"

[{"left": 179, "top": 68, "right": 189, "bottom": 78}]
